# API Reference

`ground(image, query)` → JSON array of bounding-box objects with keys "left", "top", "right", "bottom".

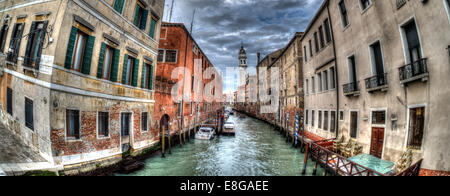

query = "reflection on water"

[{"left": 117, "top": 115, "right": 324, "bottom": 176}]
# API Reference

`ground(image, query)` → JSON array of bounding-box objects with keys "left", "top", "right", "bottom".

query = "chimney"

[{"left": 257, "top": 52, "right": 261, "bottom": 65}]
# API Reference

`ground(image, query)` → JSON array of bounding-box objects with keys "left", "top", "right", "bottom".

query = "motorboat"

[
  {"left": 223, "top": 121, "right": 236, "bottom": 136},
  {"left": 195, "top": 127, "right": 216, "bottom": 140}
]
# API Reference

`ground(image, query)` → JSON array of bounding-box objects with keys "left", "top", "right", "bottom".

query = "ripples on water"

[{"left": 117, "top": 115, "right": 324, "bottom": 176}]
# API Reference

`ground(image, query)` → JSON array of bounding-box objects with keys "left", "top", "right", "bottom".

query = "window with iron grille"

[
  {"left": 408, "top": 107, "right": 425, "bottom": 149},
  {"left": 98, "top": 112, "right": 109, "bottom": 137},
  {"left": 7, "top": 88, "right": 13, "bottom": 115},
  {"left": 318, "top": 111, "right": 322, "bottom": 129},
  {"left": 66, "top": 109, "right": 80, "bottom": 139},
  {"left": 372, "top": 111, "right": 386, "bottom": 125},
  {"left": 165, "top": 50, "right": 177, "bottom": 63},
  {"left": 141, "top": 112, "right": 148, "bottom": 131},
  {"left": 339, "top": 0, "right": 349, "bottom": 28},
  {"left": 25, "top": 98, "right": 34, "bottom": 131},
  {"left": 330, "top": 111, "right": 336, "bottom": 132},
  {"left": 157, "top": 50, "right": 164, "bottom": 62}
]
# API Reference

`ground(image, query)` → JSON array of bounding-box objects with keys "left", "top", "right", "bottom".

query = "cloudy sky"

[{"left": 162, "top": 0, "right": 323, "bottom": 93}]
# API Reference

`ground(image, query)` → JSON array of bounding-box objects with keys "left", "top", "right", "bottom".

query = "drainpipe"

[{"left": 327, "top": 1, "right": 340, "bottom": 139}]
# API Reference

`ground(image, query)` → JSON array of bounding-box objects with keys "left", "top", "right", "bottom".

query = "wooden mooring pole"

[
  {"left": 161, "top": 127, "right": 166, "bottom": 158},
  {"left": 168, "top": 130, "right": 172, "bottom": 154},
  {"left": 302, "top": 143, "right": 309, "bottom": 175}
]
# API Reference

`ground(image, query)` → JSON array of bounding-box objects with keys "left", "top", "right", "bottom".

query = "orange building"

[{"left": 154, "top": 22, "right": 223, "bottom": 138}]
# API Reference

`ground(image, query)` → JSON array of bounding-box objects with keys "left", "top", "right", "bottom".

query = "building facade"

[
  {"left": 154, "top": 22, "right": 223, "bottom": 140},
  {"left": 0, "top": 0, "right": 164, "bottom": 174},
  {"left": 302, "top": 0, "right": 450, "bottom": 175}
]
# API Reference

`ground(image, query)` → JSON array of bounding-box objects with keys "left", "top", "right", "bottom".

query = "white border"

[
  {"left": 96, "top": 111, "right": 111, "bottom": 139},
  {"left": 358, "top": 0, "right": 372, "bottom": 14},
  {"left": 65, "top": 109, "right": 82, "bottom": 142},
  {"left": 348, "top": 110, "right": 359, "bottom": 139},
  {"left": 404, "top": 103, "right": 427, "bottom": 151}
]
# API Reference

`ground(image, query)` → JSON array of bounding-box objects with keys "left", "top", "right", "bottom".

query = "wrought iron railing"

[
  {"left": 343, "top": 82, "right": 359, "bottom": 95},
  {"left": 365, "top": 73, "right": 388, "bottom": 90},
  {"left": 399, "top": 58, "right": 428, "bottom": 82}
]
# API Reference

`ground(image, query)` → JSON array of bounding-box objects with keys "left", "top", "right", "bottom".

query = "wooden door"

[{"left": 370, "top": 127, "right": 385, "bottom": 158}]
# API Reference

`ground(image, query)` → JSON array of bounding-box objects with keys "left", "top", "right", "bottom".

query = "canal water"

[{"left": 117, "top": 115, "right": 325, "bottom": 176}]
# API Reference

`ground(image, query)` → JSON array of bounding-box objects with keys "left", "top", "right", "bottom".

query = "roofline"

[
  {"left": 161, "top": 22, "right": 216, "bottom": 70},
  {"left": 300, "top": 0, "right": 329, "bottom": 42},
  {"left": 268, "top": 32, "right": 304, "bottom": 68}
]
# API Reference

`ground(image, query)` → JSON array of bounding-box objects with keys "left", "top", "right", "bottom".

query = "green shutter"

[
  {"left": 141, "top": 63, "right": 146, "bottom": 88},
  {"left": 149, "top": 18, "right": 157, "bottom": 38},
  {"left": 140, "top": 9, "right": 148, "bottom": 30},
  {"left": 64, "top": 26, "right": 78, "bottom": 69},
  {"left": 81, "top": 35, "right": 95, "bottom": 75},
  {"left": 149, "top": 64, "right": 153, "bottom": 90},
  {"left": 110, "top": 49, "right": 120, "bottom": 82},
  {"left": 113, "top": 0, "right": 124, "bottom": 14},
  {"left": 133, "top": 5, "right": 141, "bottom": 26},
  {"left": 121, "top": 54, "right": 128, "bottom": 84},
  {"left": 97, "top": 43, "right": 106, "bottom": 78},
  {"left": 132, "top": 58, "right": 140, "bottom": 87}
]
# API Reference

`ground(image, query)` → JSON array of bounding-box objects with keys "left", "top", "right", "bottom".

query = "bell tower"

[{"left": 239, "top": 44, "right": 247, "bottom": 87}]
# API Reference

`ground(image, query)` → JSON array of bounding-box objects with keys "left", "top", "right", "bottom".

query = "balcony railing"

[
  {"left": 399, "top": 58, "right": 428, "bottom": 85},
  {"left": 343, "top": 82, "right": 360, "bottom": 96},
  {"left": 365, "top": 73, "right": 388, "bottom": 92}
]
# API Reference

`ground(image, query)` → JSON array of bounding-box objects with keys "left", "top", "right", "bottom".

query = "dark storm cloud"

[{"left": 163, "top": 0, "right": 323, "bottom": 92}]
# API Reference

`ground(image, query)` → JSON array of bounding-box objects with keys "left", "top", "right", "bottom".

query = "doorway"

[
  {"left": 370, "top": 127, "right": 385, "bottom": 158},
  {"left": 121, "top": 113, "right": 132, "bottom": 152}
]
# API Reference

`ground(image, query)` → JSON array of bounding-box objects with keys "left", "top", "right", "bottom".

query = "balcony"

[
  {"left": 343, "top": 82, "right": 360, "bottom": 97},
  {"left": 399, "top": 58, "right": 428, "bottom": 86},
  {"left": 365, "top": 73, "right": 388, "bottom": 93}
]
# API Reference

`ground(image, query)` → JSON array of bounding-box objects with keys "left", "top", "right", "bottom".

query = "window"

[
  {"left": 407, "top": 107, "right": 425, "bottom": 149},
  {"left": 311, "top": 76, "right": 315, "bottom": 93},
  {"left": 318, "top": 73, "right": 322, "bottom": 92},
  {"left": 372, "top": 111, "right": 386, "bottom": 125},
  {"left": 65, "top": 26, "right": 95, "bottom": 75},
  {"left": 149, "top": 17, "right": 158, "bottom": 39},
  {"left": 177, "top": 102, "right": 182, "bottom": 117},
  {"left": 133, "top": 2, "right": 148, "bottom": 30},
  {"left": 348, "top": 56, "right": 357, "bottom": 83},
  {"left": 158, "top": 50, "right": 164, "bottom": 62},
  {"left": 339, "top": 111, "right": 344, "bottom": 121},
  {"left": 339, "top": 0, "right": 350, "bottom": 28},
  {"left": 66, "top": 109, "right": 80, "bottom": 139},
  {"left": 445, "top": 0, "right": 450, "bottom": 23},
  {"left": 314, "top": 32, "right": 319, "bottom": 53},
  {"left": 330, "top": 67, "right": 336, "bottom": 89},
  {"left": 25, "top": 98, "right": 34, "bottom": 131},
  {"left": 141, "top": 112, "right": 148, "bottom": 131},
  {"left": 305, "top": 110, "right": 309, "bottom": 125},
  {"left": 324, "top": 111, "right": 329, "bottom": 131},
  {"left": 113, "top": 0, "right": 125, "bottom": 14},
  {"left": 309, "top": 40, "right": 313, "bottom": 57},
  {"left": 318, "top": 111, "right": 322, "bottom": 129},
  {"left": 165, "top": 50, "right": 177, "bottom": 63},
  {"left": 102, "top": 45, "right": 114, "bottom": 79},
  {"left": 330, "top": 111, "right": 336, "bottom": 132},
  {"left": 324, "top": 19, "right": 332, "bottom": 43},
  {"left": 142, "top": 63, "right": 153, "bottom": 89},
  {"left": 0, "top": 20, "right": 9, "bottom": 53},
  {"left": 122, "top": 55, "right": 139, "bottom": 86},
  {"left": 350, "top": 111, "right": 358, "bottom": 138},
  {"left": 121, "top": 113, "right": 131, "bottom": 136},
  {"left": 318, "top": 25, "right": 325, "bottom": 48},
  {"left": 7, "top": 23, "right": 24, "bottom": 63},
  {"left": 24, "top": 21, "right": 48, "bottom": 69},
  {"left": 7, "top": 88, "right": 12, "bottom": 115},
  {"left": 323, "top": 70, "right": 329, "bottom": 91},
  {"left": 98, "top": 112, "right": 109, "bottom": 137},
  {"left": 304, "top": 46, "right": 307, "bottom": 62},
  {"left": 402, "top": 20, "right": 422, "bottom": 64},
  {"left": 305, "top": 79, "right": 309, "bottom": 95},
  {"left": 312, "top": 110, "right": 315, "bottom": 127},
  {"left": 360, "top": 0, "right": 372, "bottom": 11},
  {"left": 191, "top": 103, "right": 194, "bottom": 115},
  {"left": 370, "top": 41, "right": 385, "bottom": 77}
]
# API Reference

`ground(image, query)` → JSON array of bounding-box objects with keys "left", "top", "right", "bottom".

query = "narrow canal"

[{"left": 117, "top": 114, "right": 325, "bottom": 176}]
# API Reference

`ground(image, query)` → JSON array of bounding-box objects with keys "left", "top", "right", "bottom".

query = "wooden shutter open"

[
  {"left": 110, "top": 48, "right": 120, "bottom": 82},
  {"left": 97, "top": 43, "right": 106, "bottom": 78},
  {"left": 65, "top": 26, "right": 78, "bottom": 69},
  {"left": 81, "top": 35, "right": 95, "bottom": 75},
  {"left": 121, "top": 54, "right": 128, "bottom": 84}
]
